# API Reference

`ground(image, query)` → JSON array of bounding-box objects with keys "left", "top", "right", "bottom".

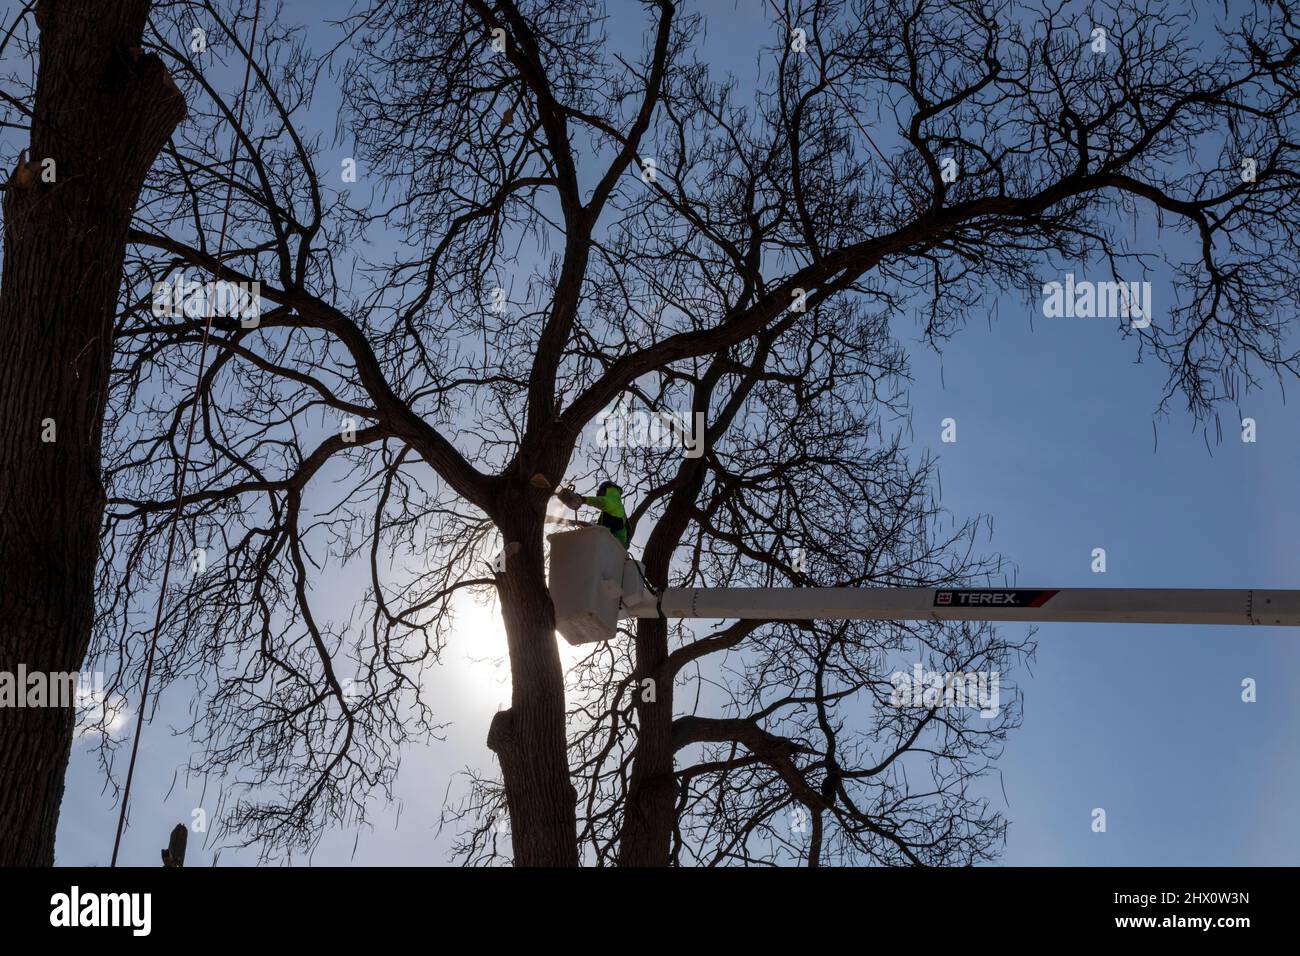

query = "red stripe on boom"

[{"left": 1028, "top": 590, "right": 1060, "bottom": 607}]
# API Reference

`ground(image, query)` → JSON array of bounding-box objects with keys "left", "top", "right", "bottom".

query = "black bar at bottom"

[{"left": 0, "top": 865, "right": 1285, "bottom": 942}]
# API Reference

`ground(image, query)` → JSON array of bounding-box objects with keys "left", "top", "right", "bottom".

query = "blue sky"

[
  {"left": 39, "top": 0, "right": 1300, "bottom": 865},
  {"left": 906, "top": 296, "right": 1300, "bottom": 865}
]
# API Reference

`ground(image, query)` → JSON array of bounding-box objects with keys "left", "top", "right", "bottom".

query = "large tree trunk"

[
  {"left": 616, "top": 615, "right": 677, "bottom": 866},
  {"left": 487, "top": 497, "right": 579, "bottom": 866},
  {"left": 616, "top": 433, "right": 713, "bottom": 866},
  {"left": 0, "top": 0, "right": 183, "bottom": 866}
]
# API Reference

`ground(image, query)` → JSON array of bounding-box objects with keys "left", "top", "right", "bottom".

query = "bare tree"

[
  {"left": 96, "top": 0, "right": 1299, "bottom": 866},
  {"left": 0, "top": 0, "right": 185, "bottom": 866}
]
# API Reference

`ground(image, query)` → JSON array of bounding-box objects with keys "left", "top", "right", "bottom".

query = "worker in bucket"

[{"left": 558, "top": 480, "right": 629, "bottom": 548}]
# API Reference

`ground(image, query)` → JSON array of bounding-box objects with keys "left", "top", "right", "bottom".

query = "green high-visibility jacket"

[{"left": 583, "top": 488, "right": 628, "bottom": 547}]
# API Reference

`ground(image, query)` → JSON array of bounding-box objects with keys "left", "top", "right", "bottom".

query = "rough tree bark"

[
  {"left": 617, "top": 384, "right": 716, "bottom": 867},
  {"left": 0, "top": 0, "right": 184, "bottom": 866},
  {"left": 486, "top": 487, "right": 580, "bottom": 866},
  {"left": 616, "top": 614, "right": 677, "bottom": 866}
]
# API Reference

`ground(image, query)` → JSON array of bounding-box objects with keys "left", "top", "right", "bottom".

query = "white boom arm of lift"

[{"left": 546, "top": 527, "right": 1300, "bottom": 645}]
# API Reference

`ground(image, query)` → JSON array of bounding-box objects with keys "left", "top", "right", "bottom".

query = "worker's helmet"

[{"left": 597, "top": 480, "right": 621, "bottom": 496}]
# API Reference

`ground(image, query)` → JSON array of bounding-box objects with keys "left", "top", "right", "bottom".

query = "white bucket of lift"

[{"left": 548, "top": 526, "right": 628, "bottom": 644}]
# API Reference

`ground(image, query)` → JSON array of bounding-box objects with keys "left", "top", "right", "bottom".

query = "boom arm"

[{"left": 547, "top": 528, "right": 1300, "bottom": 645}]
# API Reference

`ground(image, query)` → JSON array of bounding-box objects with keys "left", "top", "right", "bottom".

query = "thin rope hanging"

[{"left": 111, "top": 0, "right": 263, "bottom": 867}]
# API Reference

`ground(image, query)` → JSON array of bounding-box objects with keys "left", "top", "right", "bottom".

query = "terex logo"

[
  {"left": 962, "top": 592, "right": 1022, "bottom": 606},
  {"left": 933, "top": 589, "right": 1059, "bottom": 609}
]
